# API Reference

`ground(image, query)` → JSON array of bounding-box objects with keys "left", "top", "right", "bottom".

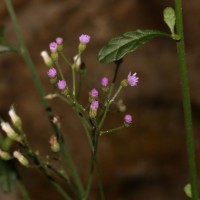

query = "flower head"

[
  {"left": 89, "top": 101, "right": 99, "bottom": 118},
  {"left": 101, "top": 77, "right": 109, "bottom": 87},
  {"left": 47, "top": 68, "right": 57, "bottom": 78},
  {"left": 56, "top": 37, "right": 63, "bottom": 45},
  {"left": 49, "top": 42, "right": 58, "bottom": 52},
  {"left": 127, "top": 72, "right": 139, "bottom": 87},
  {"left": 90, "top": 101, "right": 99, "bottom": 110},
  {"left": 79, "top": 34, "right": 91, "bottom": 44},
  {"left": 57, "top": 80, "right": 67, "bottom": 90},
  {"left": 90, "top": 88, "right": 98, "bottom": 98},
  {"left": 124, "top": 114, "right": 133, "bottom": 127}
]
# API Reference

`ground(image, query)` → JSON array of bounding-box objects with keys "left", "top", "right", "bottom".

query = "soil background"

[{"left": 0, "top": 0, "right": 200, "bottom": 199}]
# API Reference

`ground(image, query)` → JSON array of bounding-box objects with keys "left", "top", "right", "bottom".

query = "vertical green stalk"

[
  {"left": 17, "top": 179, "right": 31, "bottom": 200},
  {"left": 174, "top": 1, "right": 199, "bottom": 199}
]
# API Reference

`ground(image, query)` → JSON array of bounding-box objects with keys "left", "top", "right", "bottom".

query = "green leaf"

[
  {"left": 98, "top": 29, "right": 169, "bottom": 63},
  {"left": 163, "top": 7, "right": 176, "bottom": 35},
  {"left": 0, "top": 160, "right": 17, "bottom": 193},
  {"left": 184, "top": 184, "right": 192, "bottom": 198}
]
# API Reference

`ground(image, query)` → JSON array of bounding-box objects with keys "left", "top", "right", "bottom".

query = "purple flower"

[
  {"left": 127, "top": 72, "right": 139, "bottom": 87},
  {"left": 124, "top": 114, "right": 133, "bottom": 124},
  {"left": 101, "top": 77, "right": 109, "bottom": 87},
  {"left": 47, "top": 68, "right": 57, "bottom": 78},
  {"left": 79, "top": 34, "right": 91, "bottom": 44},
  {"left": 90, "top": 88, "right": 98, "bottom": 98},
  {"left": 57, "top": 80, "right": 67, "bottom": 90},
  {"left": 90, "top": 101, "right": 99, "bottom": 110},
  {"left": 49, "top": 42, "right": 58, "bottom": 52},
  {"left": 56, "top": 37, "right": 63, "bottom": 45}
]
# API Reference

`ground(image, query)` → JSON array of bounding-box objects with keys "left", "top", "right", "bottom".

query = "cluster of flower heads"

[{"left": 41, "top": 34, "right": 139, "bottom": 127}]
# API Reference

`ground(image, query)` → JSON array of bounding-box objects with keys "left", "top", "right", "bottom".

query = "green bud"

[
  {"left": 78, "top": 43, "right": 86, "bottom": 52},
  {"left": 49, "top": 135, "right": 60, "bottom": 153},
  {"left": 184, "top": 184, "right": 192, "bottom": 198},
  {"left": 0, "top": 149, "right": 11, "bottom": 160},
  {"left": 120, "top": 79, "right": 128, "bottom": 87}
]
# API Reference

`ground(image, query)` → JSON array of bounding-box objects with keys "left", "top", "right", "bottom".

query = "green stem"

[
  {"left": 60, "top": 51, "right": 72, "bottom": 67},
  {"left": 17, "top": 179, "right": 31, "bottom": 200},
  {"left": 60, "top": 143, "right": 85, "bottom": 198},
  {"left": 100, "top": 125, "right": 124, "bottom": 135},
  {"left": 55, "top": 61, "right": 64, "bottom": 80},
  {"left": 174, "top": 1, "right": 199, "bottom": 199}
]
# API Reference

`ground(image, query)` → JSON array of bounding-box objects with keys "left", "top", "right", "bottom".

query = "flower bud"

[
  {"left": 13, "top": 151, "right": 29, "bottom": 167},
  {"left": 8, "top": 105, "right": 22, "bottom": 129},
  {"left": 56, "top": 37, "right": 63, "bottom": 51},
  {"left": 44, "top": 93, "right": 57, "bottom": 100},
  {"left": 78, "top": 34, "right": 91, "bottom": 52},
  {"left": 1, "top": 121, "right": 18, "bottom": 140},
  {"left": 120, "top": 79, "right": 128, "bottom": 87},
  {"left": 89, "top": 101, "right": 99, "bottom": 118},
  {"left": 124, "top": 114, "right": 133, "bottom": 127},
  {"left": 89, "top": 88, "right": 98, "bottom": 102},
  {"left": 73, "top": 54, "right": 81, "bottom": 71},
  {"left": 41, "top": 51, "right": 53, "bottom": 67},
  {"left": 0, "top": 149, "right": 11, "bottom": 160},
  {"left": 49, "top": 135, "right": 60, "bottom": 153},
  {"left": 117, "top": 99, "right": 126, "bottom": 112}
]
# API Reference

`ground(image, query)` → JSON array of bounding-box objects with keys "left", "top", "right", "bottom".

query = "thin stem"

[
  {"left": 17, "top": 179, "right": 31, "bottom": 200},
  {"left": 109, "top": 86, "right": 123, "bottom": 104},
  {"left": 55, "top": 61, "right": 64, "bottom": 80},
  {"left": 60, "top": 143, "right": 85, "bottom": 198},
  {"left": 174, "top": 1, "right": 199, "bottom": 199},
  {"left": 100, "top": 125, "right": 124, "bottom": 135},
  {"left": 60, "top": 51, "right": 72, "bottom": 66}
]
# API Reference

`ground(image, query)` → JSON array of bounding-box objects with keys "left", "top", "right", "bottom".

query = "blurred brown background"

[{"left": 0, "top": 0, "right": 200, "bottom": 199}]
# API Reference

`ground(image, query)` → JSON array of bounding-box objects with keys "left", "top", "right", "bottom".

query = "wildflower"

[
  {"left": 90, "top": 88, "right": 98, "bottom": 98},
  {"left": 78, "top": 34, "right": 91, "bottom": 52},
  {"left": 47, "top": 68, "right": 57, "bottom": 78},
  {"left": 49, "top": 135, "right": 60, "bottom": 153},
  {"left": 0, "top": 149, "right": 11, "bottom": 160},
  {"left": 79, "top": 34, "right": 91, "bottom": 44},
  {"left": 127, "top": 72, "right": 139, "bottom": 87},
  {"left": 101, "top": 77, "right": 109, "bottom": 87},
  {"left": 89, "top": 101, "right": 99, "bottom": 118},
  {"left": 57, "top": 80, "right": 67, "bottom": 90},
  {"left": 8, "top": 105, "right": 22, "bottom": 129},
  {"left": 13, "top": 151, "right": 29, "bottom": 167},
  {"left": 1, "top": 121, "right": 18, "bottom": 140},
  {"left": 124, "top": 114, "right": 133, "bottom": 127},
  {"left": 89, "top": 88, "right": 98, "bottom": 102},
  {"left": 56, "top": 37, "right": 63, "bottom": 51},
  {"left": 41, "top": 51, "right": 53, "bottom": 67},
  {"left": 49, "top": 42, "right": 58, "bottom": 53},
  {"left": 56, "top": 37, "right": 63, "bottom": 45}
]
